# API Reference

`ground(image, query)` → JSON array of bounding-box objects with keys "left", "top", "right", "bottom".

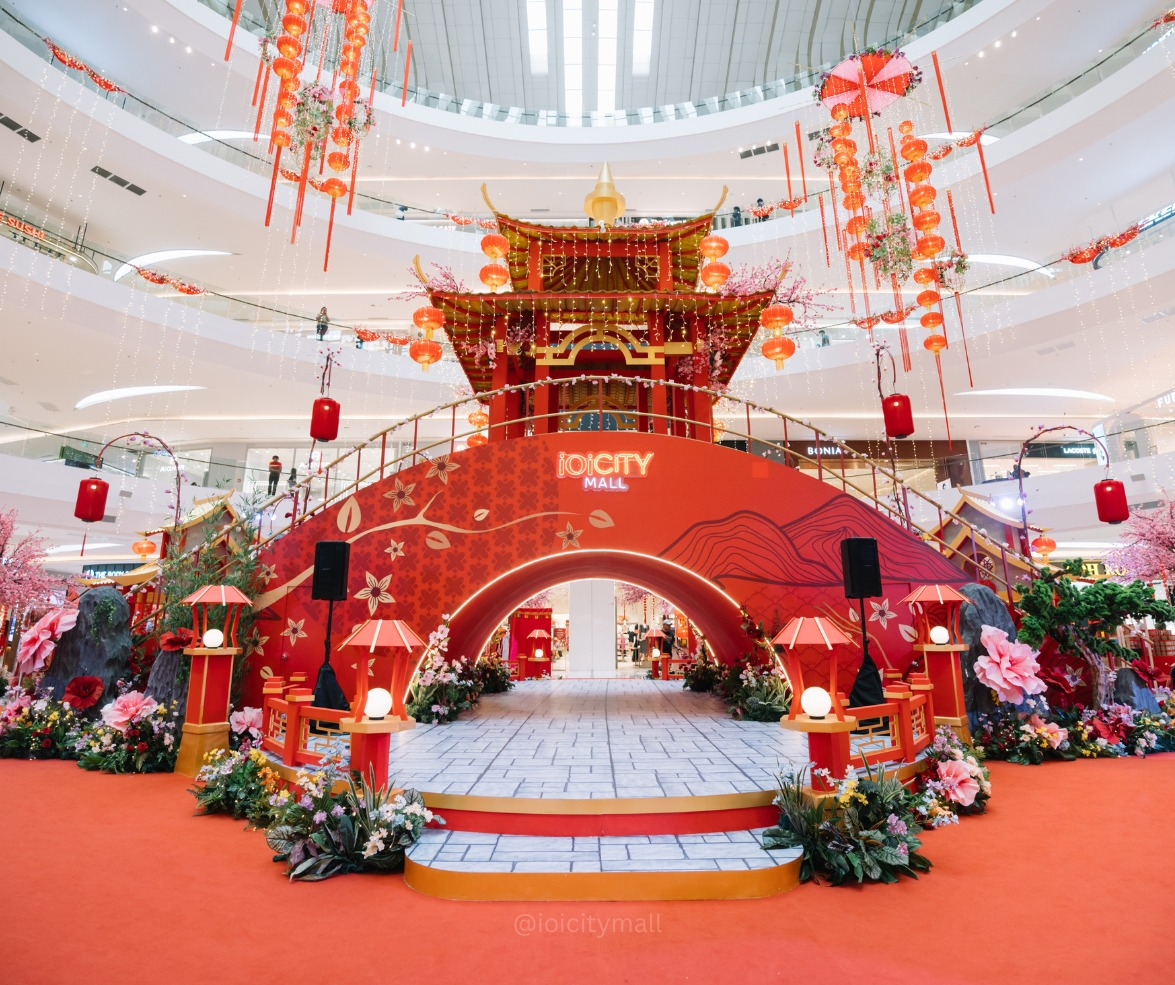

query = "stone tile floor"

[
  {"left": 382, "top": 678, "right": 812, "bottom": 799},
  {"left": 406, "top": 826, "right": 803, "bottom": 873}
]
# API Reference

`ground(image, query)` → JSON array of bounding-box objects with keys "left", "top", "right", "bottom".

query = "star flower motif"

[
  {"left": 868, "top": 598, "right": 896, "bottom": 629},
  {"left": 354, "top": 571, "right": 394, "bottom": 615},
  {"left": 383, "top": 477, "right": 416, "bottom": 512},
  {"left": 385, "top": 539, "right": 406, "bottom": 561},
  {"left": 349, "top": 657, "right": 376, "bottom": 678},
  {"left": 244, "top": 627, "right": 270, "bottom": 658},
  {"left": 257, "top": 563, "right": 277, "bottom": 586},
  {"left": 281, "top": 618, "right": 308, "bottom": 648},
  {"left": 426, "top": 455, "right": 460, "bottom": 485},
  {"left": 557, "top": 522, "right": 582, "bottom": 551}
]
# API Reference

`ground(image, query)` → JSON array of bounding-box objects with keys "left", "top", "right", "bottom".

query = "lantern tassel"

[
  {"left": 265, "top": 146, "right": 282, "bottom": 227},
  {"left": 783, "top": 143, "right": 793, "bottom": 201},
  {"left": 976, "top": 137, "right": 996, "bottom": 214},
  {"left": 251, "top": 55, "right": 264, "bottom": 106},
  {"left": 324, "top": 197, "right": 338, "bottom": 272},
  {"left": 347, "top": 141, "right": 360, "bottom": 215},
  {"left": 394, "top": 0, "right": 404, "bottom": 51},
  {"left": 818, "top": 194, "right": 831, "bottom": 267},
  {"left": 292, "top": 142, "right": 312, "bottom": 243},
  {"left": 899, "top": 325, "right": 911, "bottom": 371},
  {"left": 829, "top": 171, "right": 842, "bottom": 250},
  {"left": 795, "top": 120, "right": 808, "bottom": 202},
  {"left": 954, "top": 290, "right": 974, "bottom": 387},
  {"left": 888, "top": 128, "right": 910, "bottom": 217},
  {"left": 254, "top": 73, "right": 271, "bottom": 143},
  {"left": 844, "top": 250, "right": 856, "bottom": 315},
  {"left": 225, "top": 0, "right": 243, "bottom": 61},
  {"left": 934, "top": 352, "right": 952, "bottom": 448},
  {"left": 402, "top": 40, "right": 413, "bottom": 107},
  {"left": 931, "top": 51, "right": 954, "bottom": 132}
]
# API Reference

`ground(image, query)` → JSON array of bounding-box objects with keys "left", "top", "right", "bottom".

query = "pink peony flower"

[
  {"left": 100, "top": 690, "right": 159, "bottom": 731},
  {"left": 936, "top": 759, "right": 980, "bottom": 806},
  {"left": 15, "top": 607, "right": 79, "bottom": 676},
  {"left": 975, "top": 625, "right": 1047, "bottom": 705},
  {"left": 229, "top": 706, "right": 263, "bottom": 736}
]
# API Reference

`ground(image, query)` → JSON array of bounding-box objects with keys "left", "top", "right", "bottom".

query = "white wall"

[{"left": 567, "top": 580, "right": 616, "bottom": 677}]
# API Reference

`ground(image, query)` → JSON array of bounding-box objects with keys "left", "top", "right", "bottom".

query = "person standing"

[
  {"left": 287, "top": 466, "right": 298, "bottom": 493},
  {"left": 315, "top": 307, "right": 330, "bottom": 340},
  {"left": 267, "top": 455, "right": 282, "bottom": 496}
]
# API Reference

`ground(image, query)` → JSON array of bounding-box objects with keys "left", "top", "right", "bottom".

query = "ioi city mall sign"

[{"left": 556, "top": 451, "right": 654, "bottom": 491}]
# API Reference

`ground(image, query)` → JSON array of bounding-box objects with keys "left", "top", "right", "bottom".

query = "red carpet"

[{"left": 1, "top": 755, "right": 1172, "bottom": 984}]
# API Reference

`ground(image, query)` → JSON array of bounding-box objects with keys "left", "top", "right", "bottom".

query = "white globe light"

[
  {"left": 800, "top": 686, "right": 833, "bottom": 719},
  {"left": 365, "top": 687, "right": 393, "bottom": 720},
  {"left": 929, "top": 625, "right": 951, "bottom": 645},
  {"left": 534, "top": 648, "right": 544, "bottom": 659},
  {"left": 651, "top": 648, "right": 661, "bottom": 659},
  {"left": 201, "top": 628, "right": 224, "bottom": 648}
]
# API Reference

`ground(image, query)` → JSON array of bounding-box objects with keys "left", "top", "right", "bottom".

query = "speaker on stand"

[
  {"left": 841, "top": 537, "right": 885, "bottom": 709},
  {"left": 311, "top": 540, "right": 352, "bottom": 712}
]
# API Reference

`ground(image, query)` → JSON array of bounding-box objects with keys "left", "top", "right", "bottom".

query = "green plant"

[
  {"left": 190, "top": 746, "right": 282, "bottom": 827},
  {"left": 682, "top": 646, "right": 721, "bottom": 692},
  {"left": 265, "top": 763, "right": 441, "bottom": 881},
  {"left": 0, "top": 689, "right": 78, "bottom": 759},
  {"left": 865, "top": 212, "right": 914, "bottom": 281},
  {"left": 763, "top": 764, "right": 932, "bottom": 886},
  {"left": 88, "top": 595, "right": 120, "bottom": 642},
  {"left": 72, "top": 689, "right": 180, "bottom": 774},
  {"left": 473, "top": 654, "right": 514, "bottom": 695}
]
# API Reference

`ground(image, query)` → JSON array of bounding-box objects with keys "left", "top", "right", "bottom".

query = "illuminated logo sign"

[
  {"left": 806, "top": 445, "right": 842, "bottom": 456},
  {"left": 0, "top": 210, "right": 45, "bottom": 241},
  {"left": 556, "top": 451, "right": 653, "bottom": 491}
]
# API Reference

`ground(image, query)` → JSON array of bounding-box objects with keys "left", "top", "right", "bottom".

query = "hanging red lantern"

[
  {"left": 74, "top": 477, "right": 109, "bottom": 522},
  {"left": 310, "top": 397, "right": 341, "bottom": 442},
  {"left": 1094, "top": 479, "right": 1129, "bottom": 524},
  {"left": 480, "top": 263, "right": 510, "bottom": 289},
  {"left": 467, "top": 433, "right": 488, "bottom": 448},
  {"left": 480, "top": 233, "right": 509, "bottom": 259},
  {"left": 920, "top": 311, "right": 944, "bottom": 329},
  {"left": 699, "top": 234, "right": 729, "bottom": 260},
  {"left": 467, "top": 409, "right": 490, "bottom": 428},
  {"left": 1030, "top": 535, "right": 1057, "bottom": 559},
  {"left": 132, "top": 539, "right": 158, "bottom": 559},
  {"left": 882, "top": 394, "right": 915, "bottom": 439},
  {"left": 759, "top": 305, "right": 794, "bottom": 331},
  {"left": 413, "top": 306, "right": 445, "bottom": 333},
  {"left": 761, "top": 335, "right": 796, "bottom": 369},
  {"left": 923, "top": 333, "right": 948, "bottom": 352},
  {"left": 410, "top": 338, "right": 443, "bottom": 371},
  {"left": 700, "top": 262, "right": 730, "bottom": 288}
]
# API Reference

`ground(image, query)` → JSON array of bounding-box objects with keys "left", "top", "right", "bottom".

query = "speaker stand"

[
  {"left": 312, "top": 597, "right": 350, "bottom": 713},
  {"left": 848, "top": 596, "right": 885, "bottom": 711}
]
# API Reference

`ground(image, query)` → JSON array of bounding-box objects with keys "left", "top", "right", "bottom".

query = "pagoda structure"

[{"left": 425, "top": 187, "right": 777, "bottom": 442}]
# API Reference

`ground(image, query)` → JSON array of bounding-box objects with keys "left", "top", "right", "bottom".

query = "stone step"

[{"left": 404, "top": 827, "right": 802, "bottom": 900}]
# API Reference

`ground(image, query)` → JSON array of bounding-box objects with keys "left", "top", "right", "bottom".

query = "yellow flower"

[{"left": 156, "top": 706, "right": 167, "bottom": 716}]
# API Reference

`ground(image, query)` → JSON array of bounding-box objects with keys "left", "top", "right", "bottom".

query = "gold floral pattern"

[
  {"left": 426, "top": 455, "right": 460, "bottom": 485},
  {"left": 354, "top": 571, "right": 394, "bottom": 615},
  {"left": 557, "top": 522, "right": 582, "bottom": 550},
  {"left": 383, "top": 477, "right": 416, "bottom": 512}
]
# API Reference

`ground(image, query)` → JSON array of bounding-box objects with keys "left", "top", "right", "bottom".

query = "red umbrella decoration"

[{"left": 818, "top": 51, "right": 920, "bottom": 118}]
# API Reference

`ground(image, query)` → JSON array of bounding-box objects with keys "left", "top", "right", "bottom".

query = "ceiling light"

[
  {"left": 978, "top": 50, "right": 984, "bottom": 57},
  {"left": 597, "top": 0, "right": 618, "bottom": 114},
  {"left": 185, "top": 46, "right": 192, "bottom": 53},
  {"left": 178, "top": 129, "right": 255, "bottom": 145},
  {"left": 151, "top": 25, "right": 158, "bottom": 33},
  {"left": 75, "top": 385, "right": 206, "bottom": 410},
  {"left": 114, "top": 249, "right": 230, "bottom": 281},
  {"left": 169, "top": 37, "right": 175, "bottom": 44},
  {"left": 525, "top": 0, "right": 548, "bottom": 74},
  {"left": 994, "top": 40, "right": 1001, "bottom": 47},
  {"left": 967, "top": 254, "right": 1055, "bottom": 278},
  {"left": 563, "top": 0, "right": 583, "bottom": 123},
  {"left": 957, "top": 388, "right": 1114, "bottom": 402},
  {"left": 633, "top": 0, "right": 655, "bottom": 75}
]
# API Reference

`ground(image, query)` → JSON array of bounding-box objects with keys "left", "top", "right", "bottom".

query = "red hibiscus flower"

[
  {"left": 63, "top": 676, "right": 105, "bottom": 711},
  {"left": 158, "top": 627, "right": 196, "bottom": 652}
]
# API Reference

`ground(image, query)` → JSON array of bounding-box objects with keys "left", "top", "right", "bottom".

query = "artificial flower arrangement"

[
  {"left": 290, "top": 82, "right": 335, "bottom": 159},
  {"left": 763, "top": 764, "right": 931, "bottom": 886},
  {"left": 71, "top": 683, "right": 180, "bottom": 774},
  {"left": 228, "top": 706, "right": 263, "bottom": 751},
  {"left": 910, "top": 726, "right": 992, "bottom": 826},
  {"left": 190, "top": 746, "right": 283, "bottom": 828},
  {"left": 263, "top": 757, "right": 442, "bottom": 881},
  {"left": 0, "top": 674, "right": 109, "bottom": 759},
  {"left": 934, "top": 249, "right": 969, "bottom": 292},
  {"left": 406, "top": 616, "right": 480, "bottom": 724},
  {"left": 472, "top": 654, "right": 514, "bottom": 695},
  {"left": 865, "top": 212, "right": 915, "bottom": 281},
  {"left": 682, "top": 646, "right": 721, "bottom": 693}
]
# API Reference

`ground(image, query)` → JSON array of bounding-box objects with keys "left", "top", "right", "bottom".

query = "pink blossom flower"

[
  {"left": 1026, "top": 714, "right": 1069, "bottom": 749},
  {"left": 975, "top": 626, "right": 1047, "bottom": 705},
  {"left": 936, "top": 759, "right": 980, "bottom": 806},
  {"left": 15, "top": 607, "right": 79, "bottom": 676},
  {"left": 229, "top": 706, "right": 263, "bottom": 736},
  {"left": 100, "top": 690, "right": 159, "bottom": 731}
]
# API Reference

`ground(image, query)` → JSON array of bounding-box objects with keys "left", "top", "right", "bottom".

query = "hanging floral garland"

[
  {"left": 132, "top": 267, "right": 204, "bottom": 296},
  {"left": 1064, "top": 224, "right": 1142, "bottom": 263},
  {"left": 43, "top": 38, "right": 124, "bottom": 94},
  {"left": 865, "top": 213, "right": 915, "bottom": 281}
]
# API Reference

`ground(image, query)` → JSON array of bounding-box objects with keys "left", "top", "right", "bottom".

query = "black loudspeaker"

[
  {"left": 311, "top": 541, "right": 351, "bottom": 601},
  {"left": 841, "top": 537, "right": 882, "bottom": 599}
]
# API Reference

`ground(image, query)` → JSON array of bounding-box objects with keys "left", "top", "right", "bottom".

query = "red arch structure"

[{"left": 243, "top": 430, "right": 966, "bottom": 707}]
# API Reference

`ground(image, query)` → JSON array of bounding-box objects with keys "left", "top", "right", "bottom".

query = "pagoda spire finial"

[{"left": 584, "top": 162, "right": 627, "bottom": 227}]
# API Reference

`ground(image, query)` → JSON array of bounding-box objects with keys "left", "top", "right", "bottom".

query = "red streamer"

[
  {"left": 795, "top": 120, "right": 808, "bottom": 202},
  {"left": 783, "top": 143, "right": 793, "bottom": 201},
  {"left": 818, "top": 194, "right": 831, "bottom": 267},
  {"left": 934, "top": 352, "right": 952, "bottom": 448},
  {"left": 225, "top": 0, "right": 244, "bottom": 61},
  {"left": 931, "top": 51, "right": 954, "bottom": 133},
  {"left": 253, "top": 69, "right": 270, "bottom": 141},
  {"left": 348, "top": 142, "right": 360, "bottom": 215},
  {"left": 402, "top": 40, "right": 413, "bottom": 107},
  {"left": 324, "top": 197, "right": 338, "bottom": 272},
  {"left": 976, "top": 138, "right": 996, "bottom": 214},
  {"left": 265, "top": 146, "right": 282, "bottom": 227},
  {"left": 394, "top": 0, "right": 405, "bottom": 51}
]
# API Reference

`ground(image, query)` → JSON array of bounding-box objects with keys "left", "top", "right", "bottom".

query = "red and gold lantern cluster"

[
  {"left": 255, "top": 0, "right": 380, "bottom": 271},
  {"left": 467, "top": 406, "right": 489, "bottom": 447},
  {"left": 698, "top": 235, "right": 730, "bottom": 290},
  {"left": 479, "top": 232, "right": 510, "bottom": 290},
  {"left": 410, "top": 304, "right": 446, "bottom": 372},
  {"left": 758, "top": 303, "right": 795, "bottom": 370}
]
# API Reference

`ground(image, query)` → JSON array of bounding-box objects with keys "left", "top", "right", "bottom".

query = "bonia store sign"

[{"left": 556, "top": 451, "right": 654, "bottom": 491}]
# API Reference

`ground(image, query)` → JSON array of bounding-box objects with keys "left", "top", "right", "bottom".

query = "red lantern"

[
  {"left": 760, "top": 305, "right": 794, "bottom": 331},
  {"left": 1094, "top": 479, "right": 1129, "bottom": 524},
  {"left": 74, "top": 477, "right": 109, "bottom": 522},
  {"left": 310, "top": 397, "right": 341, "bottom": 442},
  {"left": 480, "top": 233, "right": 509, "bottom": 259},
  {"left": 699, "top": 234, "right": 729, "bottom": 260},
  {"left": 467, "top": 433, "right": 488, "bottom": 448},
  {"left": 413, "top": 306, "right": 445, "bottom": 333},
  {"left": 761, "top": 335, "right": 796, "bottom": 369},
  {"left": 882, "top": 394, "right": 914, "bottom": 439},
  {"left": 700, "top": 262, "right": 730, "bottom": 288},
  {"left": 923, "top": 334, "right": 948, "bottom": 353},
  {"left": 1031, "top": 535, "right": 1057, "bottom": 558},
  {"left": 480, "top": 263, "right": 509, "bottom": 289},
  {"left": 132, "top": 539, "right": 158, "bottom": 559},
  {"left": 467, "top": 409, "right": 489, "bottom": 428},
  {"left": 410, "top": 338, "right": 443, "bottom": 371}
]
